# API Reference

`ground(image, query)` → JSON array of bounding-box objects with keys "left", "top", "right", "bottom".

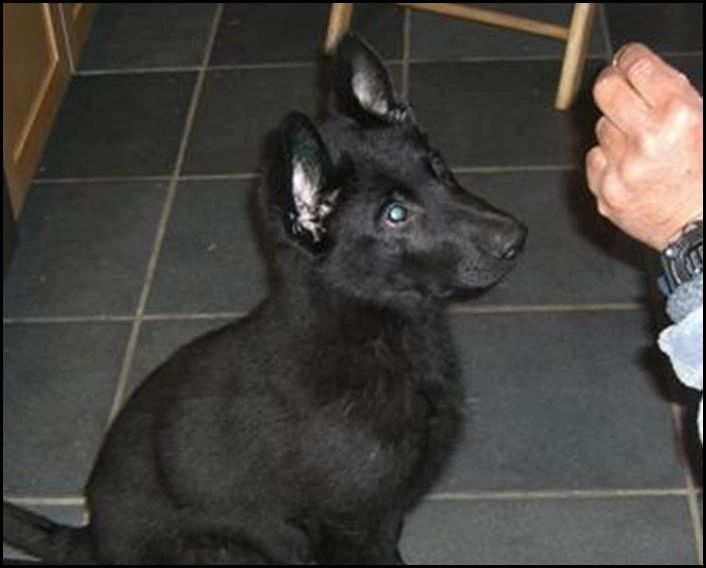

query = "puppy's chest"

[
  {"left": 306, "top": 351, "right": 460, "bottom": 504},
  {"left": 303, "top": 393, "right": 446, "bottom": 506},
  {"left": 341, "top": 323, "right": 460, "bottom": 430}
]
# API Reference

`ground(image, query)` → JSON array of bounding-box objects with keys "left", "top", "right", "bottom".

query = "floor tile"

[
  {"left": 3, "top": 323, "right": 130, "bottom": 497},
  {"left": 401, "top": 497, "right": 697, "bottom": 565},
  {"left": 605, "top": 3, "right": 703, "bottom": 54},
  {"left": 147, "top": 179, "right": 268, "bottom": 314},
  {"left": 37, "top": 73, "right": 196, "bottom": 178},
  {"left": 436, "top": 311, "right": 683, "bottom": 493},
  {"left": 183, "top": 64, "right": 402, "bottom": 175},
  {"left": 3, "top": 181, "right": 167, "bottom": 318},
  {"left": 410, "top": 3, "right": 607, "bottom": 61},
  {"left": 182, "top": 67, "right": 320, "bottom": 175},
  {"left": 127, "top": 318, "right": 226, "bottom": 401},
  {"left": 210, "top": 3, "right": 403, "bottom": 65},
  {"left": 79, "top": 4, "right": 218, "bottom": 70},
  {"left": 409, "top": 59, "right": 603, "bottom": 168}
]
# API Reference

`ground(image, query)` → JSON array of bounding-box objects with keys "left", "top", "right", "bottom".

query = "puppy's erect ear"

[
  {"left": 268, "top": 112, "right": 338, "bottom": 252},
  {"left": 334, "top": 34, "right": 408, "bottom": 124}
]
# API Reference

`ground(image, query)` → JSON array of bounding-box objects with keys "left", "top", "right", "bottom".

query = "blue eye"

[{"left": 385, "top": 202, "right": 408, "bottom": 225}]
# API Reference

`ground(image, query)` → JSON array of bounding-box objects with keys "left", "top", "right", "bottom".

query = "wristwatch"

[{"left": 659, "top": 220, "right": 703, "bottom": 296}]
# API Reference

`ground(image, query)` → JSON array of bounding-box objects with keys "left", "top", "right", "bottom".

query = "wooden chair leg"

[
  {"left": 555, "top": 3, "right": 597, "bottom": 110},
  {"left": 324, "top": 3, "right": 354, "bottom": 54},
  {"left": 396, "top": 3, "right": 568, "bottom": 41}
]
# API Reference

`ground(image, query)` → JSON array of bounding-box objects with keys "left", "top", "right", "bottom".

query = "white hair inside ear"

[
  {"left": 292, "top": 161, "right": 322, "bottom": 240},
  {"left": 352, "top": 69, "right": 390, "bottom": 117},
  {"left": 292, "top": 161, "right": 337, "bottom": 243}
]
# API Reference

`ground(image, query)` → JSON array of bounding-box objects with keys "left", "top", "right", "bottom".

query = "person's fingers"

[
  {"left": 585, "top": 145, "right": 608, "bottom": 197},
  {"left": 593, "top": 66, "right": 651, "bottom": 134},
  {"left": 595, "top": 116, "right": 627, "bottom": 161},
  {"left": 614, "top": 43, "right": 695, "bottom": 108}
]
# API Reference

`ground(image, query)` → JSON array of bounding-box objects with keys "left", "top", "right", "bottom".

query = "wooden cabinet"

[{"left": 2, "top": 3, "right": 94, "bottom": 216}]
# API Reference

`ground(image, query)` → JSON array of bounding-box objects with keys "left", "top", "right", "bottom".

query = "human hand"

[{"left": 586, "top": 43, "right": 703, "bottom": 250}]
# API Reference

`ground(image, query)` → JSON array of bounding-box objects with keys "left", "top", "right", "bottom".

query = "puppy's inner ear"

[
  {"left": 336, "top": 34, "right": 406, "bottom": 123},
  {"left": 351, "top": 56, "right": 393, "bottom": 117},
  {"left": 290, "top": 158, "right": 336, "bottom": 243},
  {"left": 279, "top": 116, "right": 338, "bottom": 247}
]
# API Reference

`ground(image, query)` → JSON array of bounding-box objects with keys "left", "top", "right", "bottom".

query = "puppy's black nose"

[{"left": 494, "top": 222, "right": 528, "bottom": 260}]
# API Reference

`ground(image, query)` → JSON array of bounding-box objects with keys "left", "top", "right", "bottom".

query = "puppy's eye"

[{"left": 384, "top": 202, "right": 409, "bottom": 225}]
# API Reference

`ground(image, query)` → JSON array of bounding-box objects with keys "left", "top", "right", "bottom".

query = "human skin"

[{"left": 586, "top": 43, "right": 703, "bottom": 251}]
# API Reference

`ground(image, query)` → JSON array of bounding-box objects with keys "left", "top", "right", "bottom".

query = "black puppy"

[{"left": 4, "top": 35, "right": 526, "bottom": 565}]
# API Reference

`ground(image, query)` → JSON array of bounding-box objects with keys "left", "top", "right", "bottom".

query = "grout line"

[
  {"left": 449, "top": 302, "right": 645, "bottom": 315},
  {"left": 401, "top": 8, "right": 411, "bottom": 100},
  {"left": 3, "top": 315, "right": 134, "bottom": 325},
  {"left": 73, "top": 59, "right": 405, "bottom": 77},
  {"left": 31, "top": 164, "right": 582, "bottom": 186},
  {"left": 209, "top": 61, "right": 319, "bottom": 71},
  {"left": 407, "top": 53, "right": 611, "bottom": 65},
  {"left": 5, "top": 487, "right": 693, "bottom": 508},
  {"left": 687, "top": 482, "right": 704, "bottom": 564},
  {"left": 450, "top": 164, "right": 576, "bottom": 174},
  {"left": 2, "top": 313, "right": 245, "bottom": 326},
  {"left": 68, "top": 42, "right": 652, "bottom": 81},
  {"left": 3, "top": 303, "right": 645, "bottom": 327},
  {"left": 106, "top": 3, "right": 225, "bottom": 426},
  {"left": 32, "top": 173, "right": 260, "bottom": 187},
  {"left": 178, "top": 172, "right": 261, "bottom": 181},
  {"left": 426, "top": 487, "right": 692, "bottom": 502},
  {"left": 75, "top": 65, "right": 201, "bottom": 76},
  {"left": 685, "top": 466, "right": 704, "bottom": 563},
  {"left": 5, "top": 496, "right": 86, "bottom": 507},
  {"left": 69, "top": 50, "right": 644, "bottom": 79},
  {"left": 141, "top": 311, "right": 246, "bottom": 322},
  {"left": 670, "top": 402, "right": 704, "bottom": 564},
  {"left": 33, "top": 175, "right": 172, "bottom": 185}
]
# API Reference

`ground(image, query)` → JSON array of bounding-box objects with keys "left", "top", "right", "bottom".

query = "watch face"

[
  {"left": 661, "top": 222, "right": 703, "bottom": 294},
  {"left": 686, "top": 241, "right": 703, "bottom": 273}
]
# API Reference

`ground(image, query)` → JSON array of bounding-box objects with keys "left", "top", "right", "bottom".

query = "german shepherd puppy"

[{"left": 4, "top": 35, "right": 526, "bottom": 565}]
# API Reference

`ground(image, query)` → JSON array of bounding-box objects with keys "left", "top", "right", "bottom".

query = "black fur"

[{"left": 3, "top": 35, "right": 526, "bottom": 565}]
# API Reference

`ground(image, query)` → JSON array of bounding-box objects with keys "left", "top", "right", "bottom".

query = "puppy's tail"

[{"left": 3, "top": 501, "right": 96, "bottom": 564}]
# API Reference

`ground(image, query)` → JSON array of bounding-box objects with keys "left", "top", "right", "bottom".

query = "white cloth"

[{"left": 659, "top": 305, "right": 703, "bottom": 442}]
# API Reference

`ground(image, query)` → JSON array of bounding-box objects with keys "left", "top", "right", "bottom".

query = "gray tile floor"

[{"left": 3, "top": 3, "right": 703, "bottom": 564}]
